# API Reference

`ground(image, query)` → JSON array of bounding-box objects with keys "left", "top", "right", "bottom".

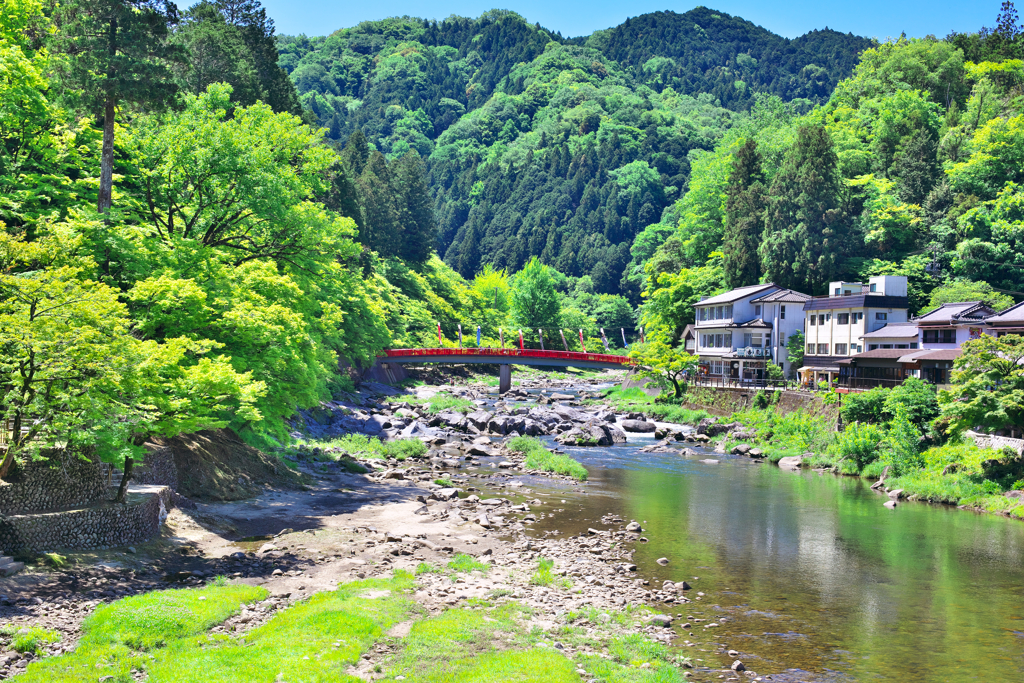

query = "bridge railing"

[{"left": 382, "top": 347, "right": 630, "bottom": 365}]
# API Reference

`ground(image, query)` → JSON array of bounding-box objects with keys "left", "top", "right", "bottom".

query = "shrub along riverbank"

[{"left": 601, "top": 382, "right": 1024, "bottom": 520}]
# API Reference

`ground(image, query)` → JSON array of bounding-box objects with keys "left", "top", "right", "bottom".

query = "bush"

[
  {"left": 384, "top": 439, "right": 427, "bottom": 460},
  {"left": 753, "top": 390, "right": 771, "bottom": 410},
  {"left": 883, "top": 377, "right": 939, "bottom": 429},
  {"left": 834, "top": 422, "right": 885, "bottom": 470},
  {"left": 842, "top": 387, "right": 890, "bottom": 424},
  {"left": 882, "top": 403, "right": 924, "bottom": 476}
]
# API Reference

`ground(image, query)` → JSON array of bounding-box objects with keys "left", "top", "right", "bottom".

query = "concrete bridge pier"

[{"left": 499, "top": 364, "right": 512, "bottom": 394}]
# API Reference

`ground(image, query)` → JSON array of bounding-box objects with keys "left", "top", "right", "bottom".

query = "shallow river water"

[{"left": 527, "top": 434, "right": 1024, "bottom": 682}]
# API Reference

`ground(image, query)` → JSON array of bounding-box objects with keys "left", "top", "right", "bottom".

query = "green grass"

[
  {"left": 389, "top": 392, "right": 475, "bottom": 414},
  {"left": 415, "top": 562, "right": 441, "bottom": 575},
  {"left": 295, "top": 434, "right": 427, "bottom": 461},
  {"left": 433, "top": 478, "right": 455, "bottom": 487},
  {"left": 507, "top": 437, "right": 588, "bottom": 481},
  {"left": 8, "top": 627, "right": 61, "bottom": 655},
  {"left": 529, "top": 558, "right": 572, "bottom": 589},
  {"left": 447, "top": 554, "right": 490, "bottom": 574},
  {"left": 146, "top": 573, "right": 417, "bottom": 682},
  {"left": 17, "top": 583, "right": 267, "bottom": 682},
  {"left": 596, "top": 386, "right": 710, "bottom": 425}
]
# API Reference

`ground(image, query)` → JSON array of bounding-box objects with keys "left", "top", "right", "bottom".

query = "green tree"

[
  {"left": 357, "top": 151, "right": 402, "bottom": 257},
  {"left": 926, "top": 279, "right": 1014, "bottom": 312},
  {"left": 51, "top": 0, "right": 185, "bottom": 213},
  {"left": 786, "top": 330, "right": 805, "bottom": 375},
  {"left": 124, "top": 83, "right": 336, "bottom": 265},
  {"left": 723, "top": 139, "right": 766, "bottom": 288},
  {"left": 760, "top": 124, "right": 849, "bottom": 292},
  {"left": 640, "top": 252, "right": 725, "bottom": 344},
  {"left": 883, "top": 377, "right": 939, "bottom": 429},
  {"left": 939, "top": 334, "right": 1024, "bottom": 435},
  {"left": 509, "top": 257, "right": 561, "bottom": 334},
  {"left": 0, "top": 228, "right": 261, "bottom": 483},
  {"left": 391, "top": 151, "right": 437, "bottom": 263},
  {"left": 628, "top": 340, "right": 699, "bottom": 398}
]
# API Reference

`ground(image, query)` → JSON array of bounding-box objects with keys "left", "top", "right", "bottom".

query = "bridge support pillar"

[{"left": 498, "top": 364, "right": 512, "bottom": 395}]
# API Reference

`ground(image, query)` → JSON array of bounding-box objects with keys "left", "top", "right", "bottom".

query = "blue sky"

[{"left": 260, "top": 1, "right": 998, "bottom": 40}]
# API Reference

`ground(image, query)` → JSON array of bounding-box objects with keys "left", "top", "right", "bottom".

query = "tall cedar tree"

[
  {"left": 356, "top": 152, "right": 401, "bottom": 256},
  {"left": 722, "top": 139, "right": 767, "bottom": 288},
  {"left": 51, "top": 0, "right": 185, "bottom": 213},
  {"left": 392, "top": 151, "right": 438, "bottom": 263},
  {"left": 759, "top": 124, "right": 848, "bottom": 292}
]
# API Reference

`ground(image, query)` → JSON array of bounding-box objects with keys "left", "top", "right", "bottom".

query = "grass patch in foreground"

[
  {"left": 144, "top": 572, "right": 418, "bottom": 682},
  {"left": 507, "top": 436, "right": 588, "bottom": 481},
  {"left": 17, "top": 583, "right": 267, "bottom": 682}
]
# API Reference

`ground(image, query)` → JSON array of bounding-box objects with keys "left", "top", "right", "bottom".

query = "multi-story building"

[
  {"left": 861, "top": 322, "right": 920, "bottom": 351},
  {"left": 800, "top": 276, "right": 909, "bottom": 386},
  {"left": 913, "top": 301, "right": 994, "bottom": 349},
  {"left": 693, "top": 283, "right": 809, "bottom": 380},
  {"left": 983, "top": 301, "right": 1024, "bottom": 337}
]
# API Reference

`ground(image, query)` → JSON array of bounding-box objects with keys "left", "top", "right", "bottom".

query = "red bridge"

[{"left": 379, "top": 348, "right": 631, "bottom": 392}]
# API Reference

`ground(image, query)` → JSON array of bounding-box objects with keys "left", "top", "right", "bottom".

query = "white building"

[
  {"left": 693, "top": 283, "right": 810, "bottom": 380},
  {"left": 800, "top": 276, "right": 909, "bottom": 386},
  {"left": 913, "top": 301, "right": 994, "bottom": 349}
]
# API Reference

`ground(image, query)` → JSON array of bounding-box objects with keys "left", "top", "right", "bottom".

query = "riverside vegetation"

[{"left": 602, "top": 378, "right": 1024, "bottom": 519}]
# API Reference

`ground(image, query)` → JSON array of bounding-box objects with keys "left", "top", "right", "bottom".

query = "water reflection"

[{"left": 536, "top": 439, "right": 1024, "bottom": 681}]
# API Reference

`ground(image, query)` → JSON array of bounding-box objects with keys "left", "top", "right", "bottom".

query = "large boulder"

[
  {"left": 619, "top": 419, "right": 657, "bottom": 433},
  {"left": 695, "top": 418, "right": 730, "bottom": 437},
  {"left": 466, "top": 411, "right": 493, "bottom": 430}
]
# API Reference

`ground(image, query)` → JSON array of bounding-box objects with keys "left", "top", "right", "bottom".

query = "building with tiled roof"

[{"left": 692, "top": 284, "right": 809, "bottom": 380}]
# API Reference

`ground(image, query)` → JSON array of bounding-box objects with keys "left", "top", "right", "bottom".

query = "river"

[{"left": 526, "top": 430, "right": 1024, "bottom": 682}]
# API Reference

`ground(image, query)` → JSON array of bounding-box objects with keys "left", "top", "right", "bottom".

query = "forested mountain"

[
  {"left": 277, "top": 8, "right": 872, "bottom": 295},
  {"left": 579, "top": 8, "right": 873, "bottom": 110}
]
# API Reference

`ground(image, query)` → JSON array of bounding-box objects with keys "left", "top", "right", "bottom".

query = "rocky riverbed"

[{"left": 0, "top": 373, "right": 775, "bottom": 682}]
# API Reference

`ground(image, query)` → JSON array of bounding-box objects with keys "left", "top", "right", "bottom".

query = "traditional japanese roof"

[
  {"left": 913, "top": 301, "right": 994, "bottom": 324},
  {"left": 911, "top": 349, "right": 962, "bottom": 362},
  {"left": 985, "top": 300, "right": 1024, "bottom": 325},
  {"left": 861, "top": 322, "right": 919, "bottom": 339},
  {"left": 694, "top": 283, "right": 778, "bottom": 306},
  {"left": 750, "top": 288, "right": 812, "bottom": 304},
  {"left": 844, "top": 349, "right": 914, "bottom": 360},
  {"left": 725, "top": 318, "right": 773, "bottom": 329}
]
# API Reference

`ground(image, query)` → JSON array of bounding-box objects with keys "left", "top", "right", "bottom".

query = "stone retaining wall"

[
  {"left": 132, "top": 445, "right": 180, "bottom": 489},
  {"left": 967, "top": 431, "right": 1024, "bottom": 456},
  {"left": 0, "top": 452, "right": 105, "bottom": 515},
  {"left": 0, "top": 485, "right": 172, "bottom": 554}
]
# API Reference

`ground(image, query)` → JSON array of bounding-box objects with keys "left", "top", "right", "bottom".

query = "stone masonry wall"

[
  {"left": 0, "top": 486, "right": 172, "bottom": 555},
  {"left": 131, "top": 445, "right": 180, "bottom": 489},
  {"left": 0, "top": 452, "right": 106, "bottom": 515}
]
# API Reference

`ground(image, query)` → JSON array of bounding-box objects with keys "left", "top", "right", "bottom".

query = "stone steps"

[{"left": 0, "top": 556, "right": 25, "bottom": 577}]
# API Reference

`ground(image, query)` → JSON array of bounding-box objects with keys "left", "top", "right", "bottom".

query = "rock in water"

[
  {"left": 656, "top": 557, "right": 669, "bottom": 566},
  {"left": 619, "top": 419, "right": 657, "bottom": 433}
]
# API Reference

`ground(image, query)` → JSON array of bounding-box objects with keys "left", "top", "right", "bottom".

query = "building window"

[
  {"left": 837, "top": 313, "right": 849, "bottom": 325},
  {"left": 809, "top": 315, "right": 816, "bottom": 326},
  {"left": 700, "top": 308, "right": 706, "bottom": 321},
  {"left": 856, "top": 345, "right": 862, "bottom": 353},
  {"left": 835, "top": 343, "right": 847, "bottom": 355},
  {"left": 781, "top": 305, "right": 786, "bottom": 319},
  {"left": 923, "top": 329, "right": 956, "bottom": 344},
  {"left": 710, "top": 360, "right": 723, "bottom": 375},
  {"left": 807, "top": 343, "right": 814, "bottom": 354},
  {"left": 834, "top": 287, "right": 840, "bottom": 295},
  {"left": 726, "top": 304, "right": 733, "bottom": 318},
  {"left": 896, "top": 344, "right": 908, "bottom": 349},
  {"left": 819, "top": 314, "right": 826, "bottom": 325},
  {"left": 817, "top": 344, "right": 829, "bottom": 354},
  {"left": 715, "top": 333, "right": 724, "bottom": 347},
  {"left": 755, "top": 305, "right": 761, "bottom": 316},
  {"left": 910, "top": 342, "right": 918, "bottom": 349},
  {"left": 826, "top": 313, "right": 832, "bottom": 321},
  {"left": 869, "top": 344, "right": 878, "bottom": 350},
  {"left": 870, "top": 283, "right": 877, "bottom": 292},
  {"left": 876, "top": 312, "right": 887, "bottom": 321},
  {"left": 725, "top": 333, "right": 733, "bottom": 348},
  {"left": 856, "top": 312, "right": 864, "bottom": 321}
]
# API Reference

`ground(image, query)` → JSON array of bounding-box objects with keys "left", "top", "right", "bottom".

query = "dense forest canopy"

[
  {"left": 6, "top": 0, "right": 1024, "bottom": 471},
  {"left": 276, "top": 8, "right": 874, "bottom": 295}
]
